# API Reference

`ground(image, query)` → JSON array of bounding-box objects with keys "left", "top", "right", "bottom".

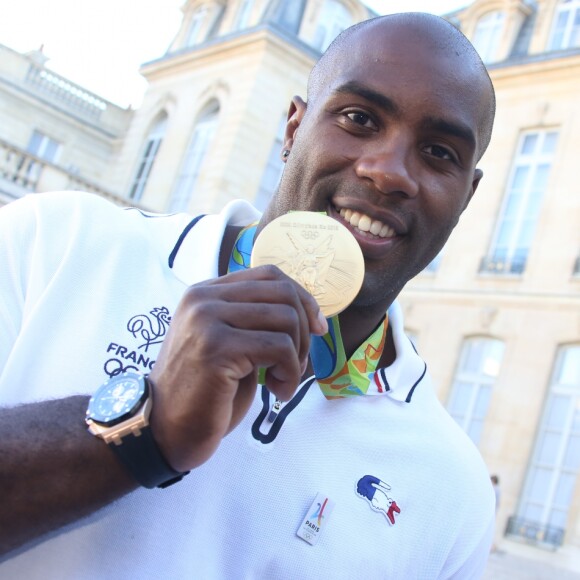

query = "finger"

[
  {"left": 187, "top": 278, "right": 314, "bottom": 366},
  {"left": 227, "top": 372, "right": 259, "bottom": 435},
  {"left": 213, "top": 285, "right": 310, "bottom": 365},
  {"left": 209, "top": 265, "right": 328, "bottom": 335},
  {"left": 209, "top": 327, "right": 302, "bottom": 400},
  {"left": 217, "top": 301, "right": 302, "bottom": 357}
]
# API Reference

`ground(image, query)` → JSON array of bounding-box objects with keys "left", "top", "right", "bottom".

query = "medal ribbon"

[{"left": 227, "top": 224, "right": 388, "bottom": 399}]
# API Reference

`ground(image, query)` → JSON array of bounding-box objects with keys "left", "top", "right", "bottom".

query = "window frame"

[
  {"left": 27, "top": 129, "right": 61, "bottom": 164},
  {"left": 234, "top": 0, "right": 255, "bottom": 30},
  {"left": 313, "top": 0, "right": 353, "bottom": 52},
  {"left": 446, "top": 337, "right": 505, "bottom": 446},
  {"left": 482, "top": 129, "right": 559, "bottom": 275},
  {"left": 254, "top": 115, "right": 286, "bottom": 211},
  {"left": 549, "top": 0, "right": 580, "bottom": 51},
  {"left": 167, "top": 103, "right": 219, "bottom": 213},
  {"left": 472, "top": 10, "right": 505, "bottom": 63},
  {"left": 128, "top": 114, "right": 167, "bottom": 202},
  {"left": 515, "top": 344, "right": 580, "bottom": 546}
]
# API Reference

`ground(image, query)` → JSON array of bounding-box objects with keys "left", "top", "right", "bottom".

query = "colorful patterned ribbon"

[{"left": 227, "top": 224, "right": 388, "bottom": 399}]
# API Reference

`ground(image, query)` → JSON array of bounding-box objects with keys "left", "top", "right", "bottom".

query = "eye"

[
  {"left": 344, "top": 111, "right": 377, "bottom": 130},
  {"left": 423, "top": 144, "right": 456, "bottom": 162}
]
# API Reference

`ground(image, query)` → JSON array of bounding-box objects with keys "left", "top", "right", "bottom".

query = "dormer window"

[
  {"left": 187, "top": 5, "right": 208, "bottom": 46},
  {"left": 265, "top": 0, "right": 306, "bottom": 35},
  {"left": 234, "top": 0, "right": 255, "bottom": 30},
  {"left": 472, "top": 11, "right": 505, "bottom": 63},
  {"left": 549, "top": 0, "right": 580, "bottom": 50},
  {"left": 313, "top": 0, "right": 353, "bottom": 52}
]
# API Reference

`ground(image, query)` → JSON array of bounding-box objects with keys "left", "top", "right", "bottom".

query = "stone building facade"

[
  {"left": 0, "top": 44, "right": 133, "bottom": 206},
  {"left": 109, "top": 0, "right": 375, "bottom": 213}
]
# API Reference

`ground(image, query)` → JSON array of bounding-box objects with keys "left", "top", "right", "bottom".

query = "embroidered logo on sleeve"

[{"left": 355, "top": 475, "right": 401, "bottom": 525}]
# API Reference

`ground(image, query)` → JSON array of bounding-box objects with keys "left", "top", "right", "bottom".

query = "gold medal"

[{"left": 251, "top": 212, "right": 365, "bottom": 317}]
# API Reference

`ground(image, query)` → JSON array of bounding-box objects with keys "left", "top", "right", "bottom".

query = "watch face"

[{"left": 87, "top": 373, "right": 148, "bottom": 426}]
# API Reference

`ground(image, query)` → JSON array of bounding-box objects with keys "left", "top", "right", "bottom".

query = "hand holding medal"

[{"left": 229, "top": 212, "right": 386, "bottom": 398}]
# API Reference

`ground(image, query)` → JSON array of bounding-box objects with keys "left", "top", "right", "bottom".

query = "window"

[
  {"left": 234, "top": 0, "right": 255, "bottom": 30},
  {"left": 129, "top": 114, "right": 167, "bottom": 202},
  {"left": 515, "top": 345, "right": 580, "bottom": 547},
  {"left": 549, "top": 0, "right": 580, "bottom": 50},
  {"left": 187, "top": 6, "right": 208, "bottom": 46},
  {"left": 482, "top": 130, "right": 558, "bottom": 275},
  {"left": 254, "top": 116, "right": 286, "bottom": 211},
  {"left": 313, "top": 0, "right": 352, "bottom": 52},
  {"left": 167, "top": 102, "right": 219, "bottom": 213},
  {"left": 27, "top": 130, "right": 60, "bottom": 163},
  {"left": 472, "top": 11, "right": 505, "bottom": 63},
  {"left": 265, "top": 0, "right": 306, "bottom": 34},
  {"left": 21, "top": 130, "right": 60, "bottom": 185},
  {"left": 447, "top": 338, "right": 505, "bottom": 445}
]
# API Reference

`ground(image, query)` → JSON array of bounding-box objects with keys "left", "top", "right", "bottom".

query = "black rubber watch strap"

[{"left": 108, "top": 425, "right": 189, "bottom": 489}]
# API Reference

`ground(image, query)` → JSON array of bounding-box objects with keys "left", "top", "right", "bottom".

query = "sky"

[{"left": 0, "top": 0, "right": 469, "bottom": 109}]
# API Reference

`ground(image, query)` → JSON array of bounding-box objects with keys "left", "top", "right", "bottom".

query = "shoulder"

[
  {"left": 0, "top": 191, "right": 127, "bottom": 237},
  {"left": 0, "top": 192, "right": 178, "bottom": 276}
]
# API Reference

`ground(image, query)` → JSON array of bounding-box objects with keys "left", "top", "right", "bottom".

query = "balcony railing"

[
  {"left": 479, "top": 255, "right": 527, "bottom": 275},
  {"left": 0, "top": 137, "right": 141, "bottom": 209},
  {"left": 25, "top": 63, "right": 107, "bottom": 121},
  {"left": 0, "top": 143, "right": 41, "bottom": 192},
  {"left": 505, "top": 515, "right": 564, "bottom": 549}
]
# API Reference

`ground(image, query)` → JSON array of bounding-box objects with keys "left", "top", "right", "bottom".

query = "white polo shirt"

[{"left": 0, "top": 191, "right": 494, "bottom": 579}]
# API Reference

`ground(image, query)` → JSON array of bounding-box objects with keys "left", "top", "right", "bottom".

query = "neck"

[{"left": 338, "top": 303, "right": 396, "bottom": 365}]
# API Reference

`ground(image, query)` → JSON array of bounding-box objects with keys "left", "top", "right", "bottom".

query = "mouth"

[
  {"left": 327, "top": 201, "right": 405, "bottom": 260},
  {"left": 337, "top": 207, "right": 396, "bottom": 239}
]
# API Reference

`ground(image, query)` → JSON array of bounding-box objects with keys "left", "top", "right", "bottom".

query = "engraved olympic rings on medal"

[{"left": 251, "top": 212, "right": 365, "bottom": 317}]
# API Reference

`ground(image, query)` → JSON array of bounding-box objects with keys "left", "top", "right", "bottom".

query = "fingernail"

[
  {"left": 300, "top": 358, "right": 308, "bottom": 375},
  {"left": 316, "top": 311, "right": 328, "bottom": 335}
]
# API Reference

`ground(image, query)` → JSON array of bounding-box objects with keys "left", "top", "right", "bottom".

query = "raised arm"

[{"left": 0, "top": 265, "right": 327, "bottom": 555}]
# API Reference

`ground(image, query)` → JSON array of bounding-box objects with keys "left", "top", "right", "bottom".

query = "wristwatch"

[{"left": 85, "top": 372, "right": 188, "bottom": 489}]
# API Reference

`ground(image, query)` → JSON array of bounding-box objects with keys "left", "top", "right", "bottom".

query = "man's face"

[{"left": 267, "top": 22, "right": 488, "bottom": 311}]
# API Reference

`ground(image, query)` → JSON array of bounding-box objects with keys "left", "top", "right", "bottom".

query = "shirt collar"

[
  {"left": 169, "top": 200, "right": 261, "bottom": 287},
  {"left": 373, "top": 301, "right": 427, "bottom": 403}
]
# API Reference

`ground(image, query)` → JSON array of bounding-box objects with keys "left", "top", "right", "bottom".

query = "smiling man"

[{"left": 0, "top": 13, "right": 496, "bottom": 579}]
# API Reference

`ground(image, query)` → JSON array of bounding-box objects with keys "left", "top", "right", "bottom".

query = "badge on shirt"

[
  {"left": 296, "top": 492, "right": 336, "bottom": 545},
  {"left": 355, "top": 475, "right": 401, "bottom": 525}
]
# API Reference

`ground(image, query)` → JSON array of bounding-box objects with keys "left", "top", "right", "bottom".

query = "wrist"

[{"left": 85, "top": 372, "right": 189, "bottom": 489}]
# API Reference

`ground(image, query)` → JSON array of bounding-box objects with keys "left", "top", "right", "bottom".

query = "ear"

[
  {"left": 282, "top": 96, "right": 307, "bottom": 156},
  {"left": 463, "top": 168, "right": 483, "bottom": 211}
]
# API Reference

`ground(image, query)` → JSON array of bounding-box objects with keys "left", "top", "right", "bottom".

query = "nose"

[{"left": 354, "top": 132, "right": 419, "bottom": 197}]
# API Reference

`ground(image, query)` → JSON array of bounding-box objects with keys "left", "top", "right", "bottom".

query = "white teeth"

[
  {"left": 338, "top": 208, "right": 395, "bottom": 238},
  {"left": 370, "top": 220, "right": 383, "bottom": 235},
  {"left": 379, "top": 223, "right": 393, "bottom": 237},
  {"left": 358, "top": 215, "right": 372, "bottom": 232}
]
